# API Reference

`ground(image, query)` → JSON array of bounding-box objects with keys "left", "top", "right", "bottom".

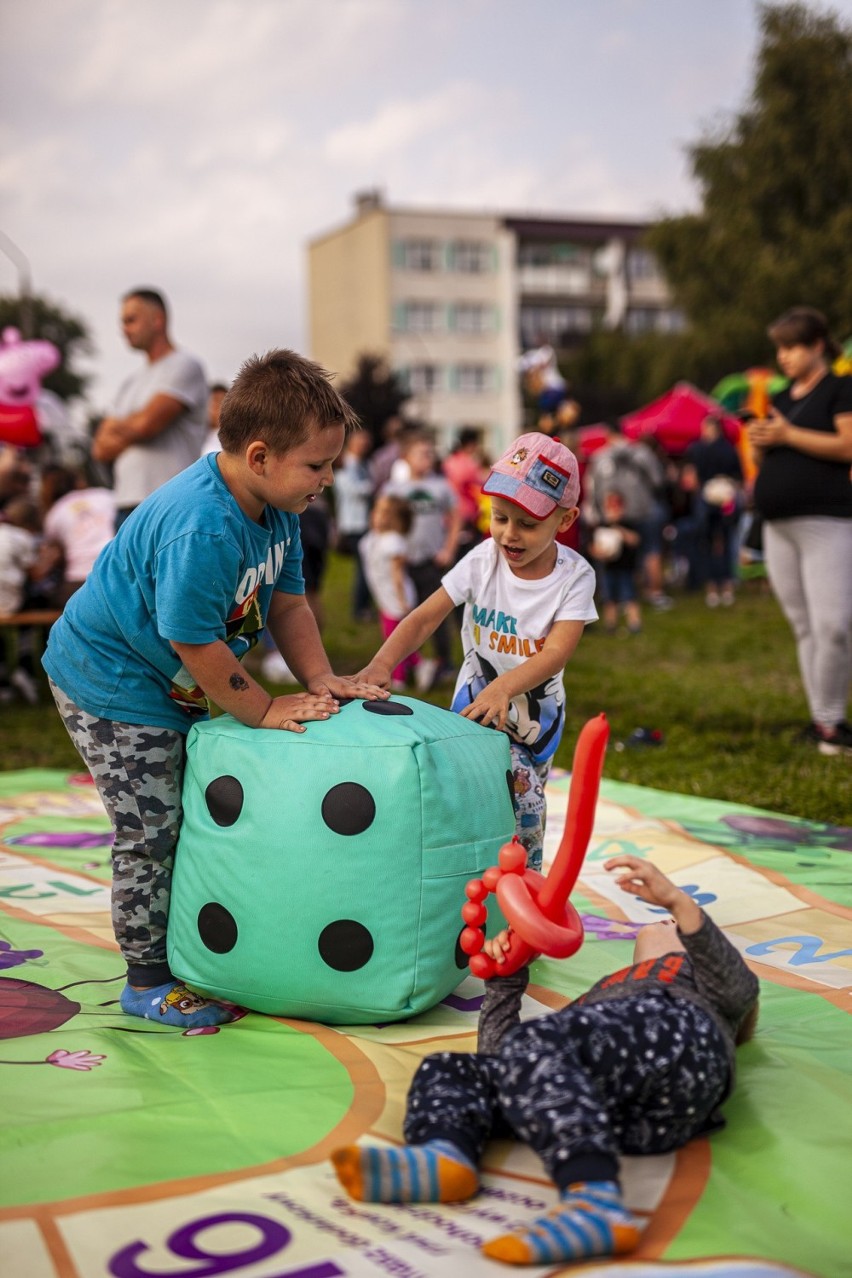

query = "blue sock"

[{"left": 120, "top": 981, "right": 237, "bottom": 1028}]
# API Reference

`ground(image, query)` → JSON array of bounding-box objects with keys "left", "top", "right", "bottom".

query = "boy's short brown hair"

[{"left": 218, "top": 349, "right": 360, "bottom": 455}]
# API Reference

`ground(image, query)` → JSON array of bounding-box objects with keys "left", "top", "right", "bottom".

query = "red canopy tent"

[{"left": 620, "top": 382, "right": 742, "bottom": 456}]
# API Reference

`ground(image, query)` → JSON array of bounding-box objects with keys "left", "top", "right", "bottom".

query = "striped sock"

[
  {"left": 482, "top": 1180, "right": 641, "bottom": 1266},
  {"left": 331, "top": 1140, "right": 479, "bottom": 1203}
]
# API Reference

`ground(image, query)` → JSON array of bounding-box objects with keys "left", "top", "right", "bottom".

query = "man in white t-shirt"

[{"left": 92, "top": 288, "right": 207, "bottom": 527}]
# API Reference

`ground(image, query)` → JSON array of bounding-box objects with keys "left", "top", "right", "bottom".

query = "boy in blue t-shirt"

[{"left": 43, "top": 349, "right": 386, "bottom": 1028}]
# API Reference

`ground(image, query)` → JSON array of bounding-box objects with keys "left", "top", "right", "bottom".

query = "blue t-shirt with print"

[{"left": 43, "top": 454, "right": 304, "bottom": 731}]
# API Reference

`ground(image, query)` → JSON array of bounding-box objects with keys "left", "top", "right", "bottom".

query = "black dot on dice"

[
  {"left": 321, "top": 782, "right": 376, "bottom": 835},
  {"left": 204, "top": 775, "right": 244, "bottom": 826},
  {"left": 318, "top": 919, "right": 375, "bottom": 971},
  {"left": 198, "top": 902, "right": 238, "bottom": 953}
]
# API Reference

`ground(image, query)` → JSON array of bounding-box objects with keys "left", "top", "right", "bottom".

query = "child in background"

[
  {"left": 0, "top": 497, "right": 40, "bottom": 617},
  {"left": 332, "top": 854, "right": 760, "bottom": 1270},
  {"left": 381, "top": 432, "right": 463, "bottom": 686},
  {"left": 40, "top": 465, "right": 116, "bottom": 606},
  {"left": 0, "top": 496, "right": 61, "bottom": 703},
  {"left": 358, "top": 494, "right": 421, "bottom": 692},
  {"left": 590, "top": 489, "right": 642, "bottom": 635},
  {"left": 42, "top": 349, "right": 386, "bottom": 1029},
  {"left": 360, "top": 433, "right": 597, "bottom": 878},
  {"left": 334, "top": 428, "right": 375, "bottom": 621}
]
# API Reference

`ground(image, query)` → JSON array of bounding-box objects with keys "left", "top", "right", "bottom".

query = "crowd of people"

[{"left": 0, "top": 294, "right": 849, "bottom": 761}]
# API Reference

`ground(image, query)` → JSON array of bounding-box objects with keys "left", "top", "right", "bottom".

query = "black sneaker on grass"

[{"left": 816, "top": 722, "right": 852, "bottom": 757}]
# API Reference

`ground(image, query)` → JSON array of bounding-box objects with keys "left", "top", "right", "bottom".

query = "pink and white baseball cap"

[{"left": 482, "top": 432, "right": 580, "bottom": 519}]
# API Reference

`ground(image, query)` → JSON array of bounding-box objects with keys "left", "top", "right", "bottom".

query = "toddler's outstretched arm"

[
  {"left": 357, "top": 587, "right": 455, "bottom": 687},
  {"left": 606, "top": 855, "right": 760, "bottom": 1028},
  {"left": 604, "top": 855, "right": 703, "bottom": 934}
]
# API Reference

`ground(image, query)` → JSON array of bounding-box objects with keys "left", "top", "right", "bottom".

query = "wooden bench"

[{"left": 0, "top": 609, "right": 62, "bottom": 628}]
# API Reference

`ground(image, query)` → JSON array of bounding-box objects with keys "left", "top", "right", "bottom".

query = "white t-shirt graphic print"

[{"left": 441, "top": 539, "right": 597, "bottom": 764}]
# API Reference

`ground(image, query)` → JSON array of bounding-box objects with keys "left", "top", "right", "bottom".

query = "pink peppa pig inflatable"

[{"left": 0, "top": 328, "right": 61, "bottom": 449}]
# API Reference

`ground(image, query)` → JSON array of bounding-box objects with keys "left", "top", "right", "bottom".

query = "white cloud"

[
  {"left": 324, "top": 81, "right": 494, "bottom": 166},
  {"left": 6, "top": 0, "right": 850, "bottom": 414}
]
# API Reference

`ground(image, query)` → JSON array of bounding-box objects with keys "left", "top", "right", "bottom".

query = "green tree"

[
  {"left": 648, "top": 1, "right": 852, "bottom": 371},
  {"left": 338, "top": 353, "right": 410, "bottom": 446},
  {"left": 567, "top": 2, "right": 852, "bottom": 412},
  {"left": 0, "top": 293, "right": 93, "bottom": 402}
]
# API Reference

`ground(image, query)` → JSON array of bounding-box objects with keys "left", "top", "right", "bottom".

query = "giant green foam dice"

[{"left": 168, "top": 696, "right": 514, "bottom": 1023}]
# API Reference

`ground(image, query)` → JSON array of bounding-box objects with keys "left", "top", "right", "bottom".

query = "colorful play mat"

[{"left": 1, "top": 765, "right": 849, "bottom": 1278}]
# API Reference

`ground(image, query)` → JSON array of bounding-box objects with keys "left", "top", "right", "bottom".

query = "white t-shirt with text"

[{"left": 441, "top": 538, "right": 597, "bottom": 764}]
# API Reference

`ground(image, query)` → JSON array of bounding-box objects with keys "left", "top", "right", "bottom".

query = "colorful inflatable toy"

[
  {"left": 460, "top": 713, "right": 609, "bottom": 978},
  {"left": 167, "top": 696, "right": 515, "bottom": 1023},
  {"left": 0, "top": 327, "right": 61, "bottom": 448},
  {"left": 710, "top": 367, "right": 789, "bottom": 483}
]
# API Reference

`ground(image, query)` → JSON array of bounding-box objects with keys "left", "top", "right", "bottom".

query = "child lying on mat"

[{"left": 332, "top": 854, "right": 759, "bottom": 1268}]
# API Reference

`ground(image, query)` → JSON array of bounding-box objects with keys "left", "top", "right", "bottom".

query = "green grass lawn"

[{"left": 2, "top": 552, "right": 849, "bottom": 824}]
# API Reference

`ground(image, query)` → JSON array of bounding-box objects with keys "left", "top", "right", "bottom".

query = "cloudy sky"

[{"left": 4, "top": 0, "right": 850, "bottom": 417}]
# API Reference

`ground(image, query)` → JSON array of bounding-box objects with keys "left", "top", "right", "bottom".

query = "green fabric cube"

[{"left": 167, "top": 696, "right": 513, "bottom": 1023}]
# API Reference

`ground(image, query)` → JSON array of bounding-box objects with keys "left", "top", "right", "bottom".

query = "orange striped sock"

[
  {"left": 331, "top": 1140, "right": 479, "bottom": 1204},
  {"left": 482, "top": 1181, "right": 641, "bottom": 1266}
]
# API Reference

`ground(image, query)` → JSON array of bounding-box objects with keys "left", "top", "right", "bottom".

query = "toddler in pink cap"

[{"left": 359, "top": 431, "right": 597, "bottom": 877}]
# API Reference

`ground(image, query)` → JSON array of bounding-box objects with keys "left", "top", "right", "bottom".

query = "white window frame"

[
  {"left": 404, "top": 301, "right": 442, "bottom": 333},
  {"left": 402, "top": 239, "right": 440, "bottom": 271},
  {"left": 455, "top": 363, "right": 492, "bottom": 394},
  {"left": 408, "top": 363, "right": 442, "bottom": 394},
  {"left": 451, "top": 240, "right": 491, "bottom": 273},
  {"left": 454, "top": 302, "right": 491, "bottom": 334}
]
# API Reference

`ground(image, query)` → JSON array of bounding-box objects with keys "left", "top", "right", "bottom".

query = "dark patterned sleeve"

[
  {"left": 680, "top": 912, "right": 760, "bottom": 1028},
  {"left": 476, "top": 965, "right": 530, "bottom": 1054}
]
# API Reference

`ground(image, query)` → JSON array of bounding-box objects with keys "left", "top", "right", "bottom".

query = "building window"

[
  {"left": 407, "top": 364, "right": 442, "bottom": 394},
  {"left": 518, "top": 242, "right": 590, "bottom": 268},
  {"left": 624, "top": 306, "right": 686, "bottom": 334},
  {"left": 400, "top": 239, "right": 440, "bottom": 271},
  {"left": 450, "top": 241, "right": 492, "bottom": 273},
  {"left": 453, "top": 303, "right": 493, "bottom": 334},
  {"left": 624, "top": 307, "right": 656, "bottom": 333},
  {"left": 454, "top": 364, "right": 492, "bottom": 394},
  {"left": 520, "top": 304, "right": 592, "bottom": 347},
  {"left": 397, "top": 301, "right": 442, "bottom": 333},
  {"left": 626, "top": 248, "right": 660, "bottom": 281},
  {"left": 656, "top": 308, "right": 686, "bottom": 333}
]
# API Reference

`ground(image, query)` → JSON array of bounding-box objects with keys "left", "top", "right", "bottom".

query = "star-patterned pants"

[
  {"left": 509, "top": 741, "right": 550, "bottom": 874},
  {"left": 403, "top": 992, "right": 730, "bottom": 1190}
]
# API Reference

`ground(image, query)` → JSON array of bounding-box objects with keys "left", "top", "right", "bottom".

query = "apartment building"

[{"left": 308, "top": 191, "right": 680, "bottom": 454}]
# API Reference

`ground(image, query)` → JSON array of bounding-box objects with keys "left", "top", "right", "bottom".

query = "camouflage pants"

[
  {"left": 509, "top": 741, "right": 550, "bottom": 874},
  {"left": 49, "top": 678, "right": 185, "bottom": 985}
]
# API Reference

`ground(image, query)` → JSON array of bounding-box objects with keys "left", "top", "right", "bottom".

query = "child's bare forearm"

[
  {"left": 266, "top": 598, "right": 333, "bottom": 688},
  {"left": 667, "top": 891, "right": 703, "bottom": 935},
  {"left": 493, "top": 619, "right": 585, "bottom": 699},
  {"left": 171, "top": 639, "right": 272, "bottom": 726},
  {"left": 363, "top": 588, "right": 453, "bottom": 679}
]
